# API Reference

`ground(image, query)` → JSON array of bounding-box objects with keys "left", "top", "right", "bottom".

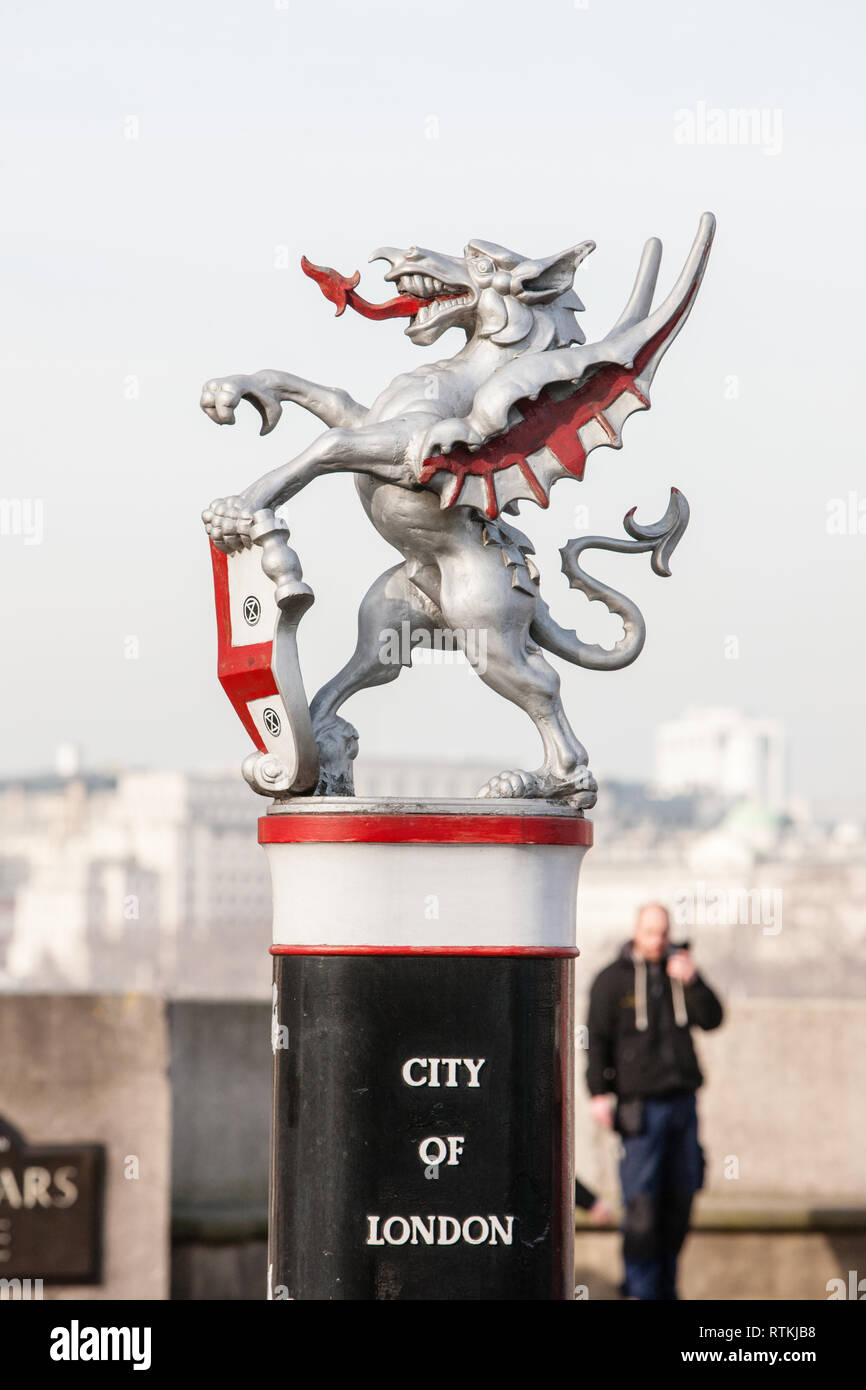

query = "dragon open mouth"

[
  {"left": 300, "top": 256, "right": 473, "bottom": 325},
  {"left": 394, "top": 275, "right": 473, "bottom": 326}
]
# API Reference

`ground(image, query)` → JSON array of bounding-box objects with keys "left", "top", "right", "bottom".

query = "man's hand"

[
  {"left": 588, "top": 1197, "right": 613, "bottom": 1226},
  {"left": 590, "top": 1094, "right": 614, "bottom": 1130},
  {"left": 666, "top": 949, "right": 697, "bottom": 986}
]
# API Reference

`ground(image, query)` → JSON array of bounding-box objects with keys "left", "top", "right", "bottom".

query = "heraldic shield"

[{"left": 209, "top": 508, "right": 320, "bottom": 796}]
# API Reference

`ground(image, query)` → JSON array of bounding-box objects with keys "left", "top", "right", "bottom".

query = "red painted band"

[
  {"left": 270, "top": 944, "right": 580, "bottom": 957},
  {"left": 259, "top": 812, "right": 593, "bottom": 847}
]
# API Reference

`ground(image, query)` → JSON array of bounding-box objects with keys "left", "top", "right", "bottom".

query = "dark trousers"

[{"left": 618, "top": 1092, "right": 704, "bottom": 1300}]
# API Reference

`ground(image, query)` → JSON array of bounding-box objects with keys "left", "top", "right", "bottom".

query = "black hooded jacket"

[{"left": 586, "top": 941, "right": 724, "bottom": 1100}]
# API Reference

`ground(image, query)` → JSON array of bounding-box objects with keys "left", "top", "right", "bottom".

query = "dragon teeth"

[
  {"left": 413, "top": 293, "right": 474, "bottom": 324},
  {"left": 397, "top": 273, "right": 457, "bottom": 298}
]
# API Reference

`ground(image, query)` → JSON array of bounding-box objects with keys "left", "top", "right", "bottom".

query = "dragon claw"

[{"left": 477, "top": 766, "right": 596, "bottom": 805}]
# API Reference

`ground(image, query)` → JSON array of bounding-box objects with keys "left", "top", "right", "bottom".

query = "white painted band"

[{"left": 265, "top": 840, "right": 586, "bottom": 949}]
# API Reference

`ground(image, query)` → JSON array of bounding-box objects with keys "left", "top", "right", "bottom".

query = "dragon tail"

[{"left": 530, "top": 488, "right": 689, "bottom": 671}]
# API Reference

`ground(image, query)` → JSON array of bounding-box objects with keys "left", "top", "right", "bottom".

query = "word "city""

[{"left": 401, "top": 1058, "right": 486, "bottom": 1087}]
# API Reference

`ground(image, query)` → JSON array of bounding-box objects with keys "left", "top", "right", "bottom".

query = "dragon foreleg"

[
  {"left": 201, "top": 370, "right": 368, "bottom": 436},
  {"left": 530, "top": 487, "right": 689, "bottom": 671}
]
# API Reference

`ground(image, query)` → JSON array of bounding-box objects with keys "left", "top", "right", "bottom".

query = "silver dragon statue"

[{"left": 201, "top": 213, "right": 715, "bottom": 809}]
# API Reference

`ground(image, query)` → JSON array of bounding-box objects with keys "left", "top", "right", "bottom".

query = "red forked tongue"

[
  {"left": 300, "top": 255, "right": 459, "bottom": 321},
  {"left": 301, "top": 255, "right": 427, "bottom": 319}
]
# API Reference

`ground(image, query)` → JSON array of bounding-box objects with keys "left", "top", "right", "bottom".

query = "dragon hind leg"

[
  {"left": 308, "top": 562, "right": 439, "bottom": 795},
  {"left": 437, "top": 556, "right": 597, "bottom": 808},
  {"left": 474, "top": 639, "right": 597, "bottom": 808},
  {"left": 436, "top": 533, "right": 600, "bottom": 806}
]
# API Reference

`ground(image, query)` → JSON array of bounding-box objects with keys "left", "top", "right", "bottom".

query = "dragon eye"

[{"left": 473, "top": 256, "right": 493, "bottom": 273}]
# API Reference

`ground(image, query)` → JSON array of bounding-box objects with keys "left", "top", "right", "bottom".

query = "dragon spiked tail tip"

[{"left": 622, "top": 487, "right": 690, "bottom": 575}]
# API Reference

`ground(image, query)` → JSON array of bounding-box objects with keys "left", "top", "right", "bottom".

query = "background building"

[
  {"left": 654, "top": 707, "right": 787, "bottom": 810},
  {"left": 0, "top": 766, "right": 271, "bottom": 997}
]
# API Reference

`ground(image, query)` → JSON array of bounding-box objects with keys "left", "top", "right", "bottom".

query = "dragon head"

[
  {"left": 372, "top": 240, "right": 596, "bottom": 348},
  {"left": 302, "top": 239, "right": 596, "bottom": 350}
]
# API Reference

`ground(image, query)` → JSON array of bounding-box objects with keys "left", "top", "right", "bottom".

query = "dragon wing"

[{"left": 417, "top": 213, "right": 715, "bottom": 520}]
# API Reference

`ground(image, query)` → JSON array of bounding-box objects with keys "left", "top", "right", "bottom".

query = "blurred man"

[{"left": 586, "top": 902, "right": 723, "bottom": 1300}]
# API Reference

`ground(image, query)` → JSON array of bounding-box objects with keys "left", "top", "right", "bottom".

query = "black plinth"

[{"left": 269, "top": 952, "right": 574, "bottom": 1300}]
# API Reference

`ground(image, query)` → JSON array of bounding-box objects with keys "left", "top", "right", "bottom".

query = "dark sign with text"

[
  {"left": 270, "top": 955, "right": 571, "bottom": 1300},
  {"left": 0, "top": 1117, "right": 105, "bottom": 1284}
]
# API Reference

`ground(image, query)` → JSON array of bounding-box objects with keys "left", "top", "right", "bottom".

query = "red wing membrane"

[{"left": 417, "top": 284, "right": 696, "bottom": 521}]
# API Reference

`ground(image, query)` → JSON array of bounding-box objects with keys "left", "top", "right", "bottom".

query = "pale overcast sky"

[{"left": 2, "top": 0, "right": 863, "bottom": 810}]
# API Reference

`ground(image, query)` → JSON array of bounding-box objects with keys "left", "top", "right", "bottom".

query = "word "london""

[{"left": 366, "top": 1215, "right": 513, "bottom": 1246}]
